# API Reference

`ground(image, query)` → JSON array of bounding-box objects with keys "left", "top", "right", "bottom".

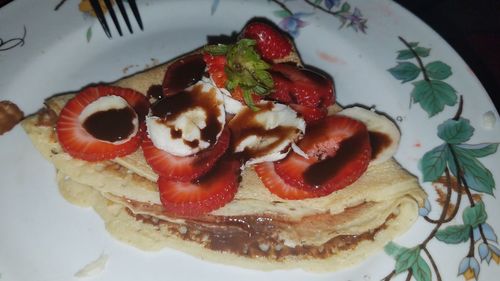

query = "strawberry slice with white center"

[
  {"left": 273, "top": 115, "right": 371, "bottom": 195},
  {"left": 56, "top": 85, "right": 149, "bottom": 161},
  {"left": 141, "top": 127, "right": 230, "bottom": 181},
  {"left": 158, "top": 156, "right": 241, "bottom": 217},
  {"left": 254, "top": 162, "right": 318, "bottom": 200}
]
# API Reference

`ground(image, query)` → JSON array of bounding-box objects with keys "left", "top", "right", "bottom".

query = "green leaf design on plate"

[
  {"left": 384, "top": 241, "right": 406, "bottom": 257},
  {"left": 421, "top": 144, "right": 448, "bottom": 182},
  {"left": 456, "top": 143, "right": 499, "bottom": 158},
  {"left": 463, "top": 201, "right": 487, "bottom": 227},
  {"left": 414, "top": 46, "right": 431, "bottom": 57},
  {"left": 451, "top": 145, "right": 495, "bottom": 195},
  {"left": 436, "top": 224, "right": 471, "bottom": 244},
  {"left": 411, "top": 256, "right": 432, "bottom": 281},
  {"left": 388, "top": 62, "right": 421, "bottom": 83},
  {"left": 408, "top": 42, "right": 419, "bottom": 48},
  {"left": 273, "top": 10, "right": 292, "bottom": 18},
  {"left": 397, "top": 46, "right": 430, "bottom": 60},
  {"left": 340, "top": 2, "right": 351, "bottom": 12},
  {"left": 211, "top": 0, "right": 220, "bottom": 15},
  {"left": 437, "top": 118, "right": 474, "bottom": 144},
  {"left": 86, "top": 26, "right": 92, "bottom": 43},
  {"left": 425, "top": 61, "right": 452, "bottom": 80},
  {"left": 395, "top": 247, "right": 421, "bottom": 273},
  {"left": 411, "top": 79, "right": 458, "bottom": 117},
  {"left": 396, "top": 49, "right": 414, "bottom": 60}
]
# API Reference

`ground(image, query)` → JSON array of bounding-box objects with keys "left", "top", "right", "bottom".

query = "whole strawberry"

[{"left": 242, "top": 22, "right": 292, "bottom": 61}]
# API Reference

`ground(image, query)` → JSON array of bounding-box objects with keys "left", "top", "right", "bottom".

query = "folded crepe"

[{"left": 21, "top": 56, "right": 426, "bottom": 271}]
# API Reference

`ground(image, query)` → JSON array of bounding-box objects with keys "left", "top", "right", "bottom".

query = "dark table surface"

[
  {"left": 1, "top": 0, "right": 499, "bottom": 110},
  {"left": 395, "top": 0, "right": 500, "bottom": 111}
]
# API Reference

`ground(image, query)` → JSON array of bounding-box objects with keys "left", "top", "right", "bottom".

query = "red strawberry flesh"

[
  {"left": 242, "top": 22, "right": 293, "bottom": 61},
  {"left": 141, "top": 127, "right": 230, "bottom": 181},
  {"left": 290, "top": 104, "right": 328, "bottom": 124},
  {"left": 270, "top": 63, "right": 335, "bottom": 108},
  {"left": 274, "top": 115, "right": 371, "bottom": 194},
  {"left": 203, "top": 53, "right": 227, "bottom": 88},
  {"left": 158, "top": 156, "right": 241, "bottom": 217},
  {"left": 254, "top": 162, "right": 319, "bottom": 200},
  {"left": 163, "top": 53, "right": 206, "bottom": 96}
]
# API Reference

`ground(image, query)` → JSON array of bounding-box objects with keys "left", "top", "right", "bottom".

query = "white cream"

[
  {"left": 206, "top": 76, "right": 244, "bottom": 115},
  {"left": 231, "top": 101, "right": 306, "bottom": 166},
  {"left": 146, "top": 80, "right": 226, "bottom": 157}
]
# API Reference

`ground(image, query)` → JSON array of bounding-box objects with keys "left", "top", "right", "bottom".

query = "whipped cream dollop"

[
  {"left": 146, "top": 80, "right": 226, "bottom": 157},
  {"left": 229, "top": 101, "right": 306, "bottom": 166},
  {"left": 79, "top": 95, "right": 139, "bottom": 144}
]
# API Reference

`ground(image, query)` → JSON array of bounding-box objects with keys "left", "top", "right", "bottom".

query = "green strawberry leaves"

[
  {"left": 204, "top": 44, "right": 229, "bottom": 55},
  {"left": 204, "top": 39, "right": 274, "bottom": 110},
  {"left": 388, "top": 38, "right": 457, "bottom": 117}
]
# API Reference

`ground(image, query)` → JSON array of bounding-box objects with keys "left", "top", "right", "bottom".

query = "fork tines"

[{"left": 90, "top": 0, "right": 143, "bottom": 38}]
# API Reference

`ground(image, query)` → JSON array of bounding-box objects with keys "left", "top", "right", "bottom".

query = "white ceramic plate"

[{"left": 1, "top": 1, "right": 499, "bottom": 280}]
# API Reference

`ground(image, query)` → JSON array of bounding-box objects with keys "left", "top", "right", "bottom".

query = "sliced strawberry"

[
  {"left": 270, "top": 63, "right": 335, "bottom": 108},
  {"left": 242, "top": 22, "right": 293, "bottom": 61},
  {"left": 269, "top": 70, "right": 293, "bottom": 103},
  {"left": 268, "top": 63, "right": 334, "bottom": 124},
  {"left": 158, "top": 156, "right": 241, "bottom": 217},
  {"left": 162, "top": 53, "right": 206, "bottom": 96},
  {"left": 141, "top": 127, "right": 230, "bottom": 181},
  {"left": 273, "top": 116, "right": 371, "bottom": 195},
  {"left": 292, "top": 85, "right": 323, "bottom": 108},
  {"left": 56, "top": 85, "right": 149, "bottom": 161},
  {"left": 290, "top": 104, "right": 327, "bottom": 124},
  {"left": 203, "top": 53, "right": 227, "bottom": 88},
  {"left": 254, "top": 162, "right": 319, "bottom": 200}
]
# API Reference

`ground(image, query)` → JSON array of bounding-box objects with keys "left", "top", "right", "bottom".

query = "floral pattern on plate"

[{"left": 382, "top": 36, "right": 499, "bottom": 280}]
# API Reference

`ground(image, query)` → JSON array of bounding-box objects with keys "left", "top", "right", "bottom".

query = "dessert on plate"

[{"left": 22, "top": 21, "right": 426, "bottom": 271}]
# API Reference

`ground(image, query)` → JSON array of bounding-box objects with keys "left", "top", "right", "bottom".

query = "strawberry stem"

[{"left": 204, "top": 39, "right": 274, "bottom": 109}]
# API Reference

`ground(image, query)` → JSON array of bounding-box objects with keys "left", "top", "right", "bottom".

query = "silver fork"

[{"left": 89, "top": 0, "right": 144, "bottom": 38}]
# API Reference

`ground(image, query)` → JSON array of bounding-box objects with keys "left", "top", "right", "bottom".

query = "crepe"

[{"left": 21, "top": 49, "right": 426, "bottom": 271}]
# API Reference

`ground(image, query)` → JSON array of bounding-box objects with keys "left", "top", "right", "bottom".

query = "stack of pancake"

[{"left": 22, "top": 49, "right": 426, "bottom": 271}]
